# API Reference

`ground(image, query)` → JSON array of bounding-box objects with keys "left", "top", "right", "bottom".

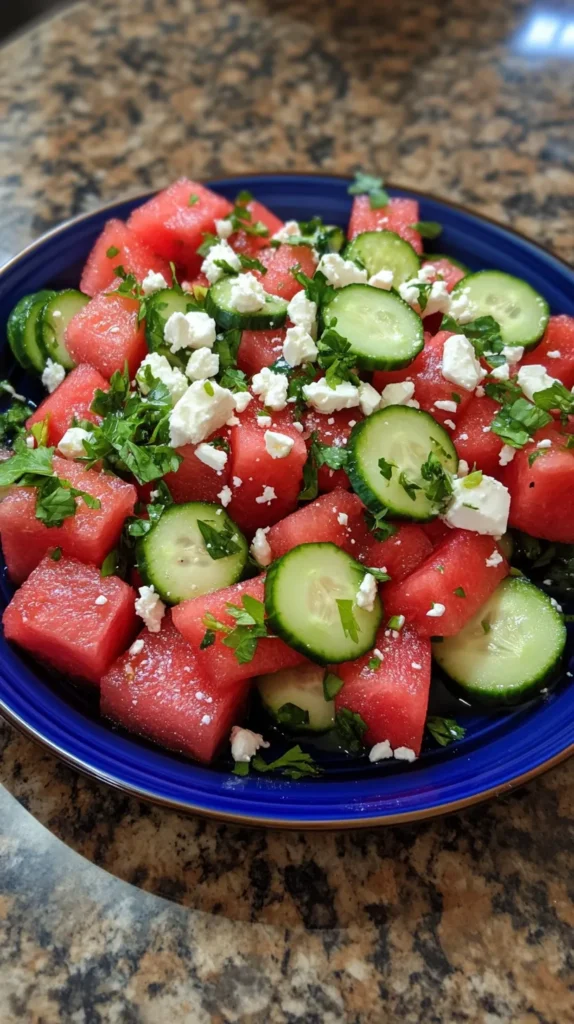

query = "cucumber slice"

[
  {"left": 7, "top": 290, "right": 55, "bottom": 372},
  {"left": 137, "top": 502, "right": 248, "bottom": 604},
  {"left": 145, "top": 288, "right": 199, "bottom": 366},
  {"left": 265, "top": 542, "right": 382, "bottom": 664},
  {"left": 322, "top": 284, "right": 424, "bottom": 370},
  {"left": 453, "top": 271, "right": 549, "bottom": 350},
  {"left": 39, "top": 289, "right": 88, "bottom": 369},
  {"left": 205, "top": 277, "right": 288, "bottom": 330},
  {"left": 347, "top": 405, "right": 458, "bottom": 521},
  {"left": 345, "top": 230, "right": 420, "bottom": 287},
  {"left": 433, "top": 577, "right": 566, "bottom": 706},
  {"left": 257, "top": 663, "right": 336, "bottom": 732}
]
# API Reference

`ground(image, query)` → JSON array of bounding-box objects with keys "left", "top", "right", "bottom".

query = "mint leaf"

[
  {"left": 106, "top": 246, "right": 120, "bottom": 258},
  {"left": 317, "top": 326, "right": 359, "bottom": 388},
  {"left": 420, "top": 450, "right": 453, "bottom": 507},
  {"left": 251, "top": 744, "right": 322, "bottom": 779},
  {"left": 378, "top": 456, "right": 395, "bottom": 480},
  {"left": 411, "top": 221, "right": 442, "bottom": 239},
  {"left": 348, "top": 171, "right": 389, "bottom": 209},
  {"left": 426, "top": 716, "right": 466, "bottom": 746},
  {"left": 334, "top": 708, "right": 368, "bottom": 753},
  {"left": 398, "top": 471, "right": 420, "bottom": 502},
  {"left": 364, "top": 508, "right": 397, "bottom": 543},
  {"left": 276, "top": 702, "right": 310, "bottom": 728},
  {"left": 323, "top": 672, "right": 343, "bottom": 701},
  {"left": 491, "top": 398, "right": 552, "bottom": 449},
  {"left": 197, "top": 518, "right": 242, "bottom": 560},
  {"left": 453, "top": 586, "right": 466, "bottom": 598},
  {"left": 188, "top": 193, "right": 199, "bottom": 206},
  {"left": 533, "top": 381, "right": 574, "bottom": 418},
  {"left": 238, "top": 254, "right": 267, "bottom": 274},
  {"left": 336, "top": 599, "right": 360, "bottom": 643}
]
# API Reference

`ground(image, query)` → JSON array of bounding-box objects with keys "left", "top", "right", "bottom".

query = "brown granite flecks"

[{"left": 1, "top": 0, "right": 574, "bottom": 1020}]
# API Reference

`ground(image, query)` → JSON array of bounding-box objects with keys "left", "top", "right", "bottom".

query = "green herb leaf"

[
  {"left": 238, "top": 254, "right": 267, "bottom": 274},
  {"left": 378, "top": 456, "right": 395, "bottom": 480},
  {"left": 387, "top": 615, "right": 405, "bottom": 631},
  {"left": 398, "top": 471, "right": 420, "bottom": 502},
  {"left": 0, "top": 445, "right": 55, "bottom": 485},
  {"left": 528, "top": 449, "right": 545, "bottom": 467},
  {"left": 200, "top": 628, "right": 216, "bottom": 650},
  {"left": 334, "top": 708, "right": 368, "bottom": 753},
  {"left": 364, "top": 508, "right": 397, "bottom": 543},
  {"left": 411, "top": 221, "right": 442, "bottom": 239},
  {"left": 367, "top": 656, "right": 382, "bottom": 671},
  {"left": 420, "top": 450, "right": 453, "bottom": 508},
  {"left": 106, "top": 245, "right": 120, "bottom": 258},
  {"left": 348, "top": 171, "right": 389, "bottom": 209},
  {"left": 276, "top": 702, "right": 310, "bottom": 728},
  {"left": 323, "top": 672, "right": 344, "bottom": 701},
  {"left": 336, "top": 599, "right": 360, "bottom": 643},
  {"left": 533, "top": 381, "right": 574, "bottom": 419},
  {"left": 100, "top": 550, "right": 118, "bottom": 578},
  {"left": 364, "top": 566, "right": 391, "bottom": 582},
  {"left": 50, "top": 547, "right": 62, "bottom": 561},
  {"left": 481, "top": 618, "right": 491, "bottom": 634},
  {"left": 214, "top": 328, "right": 242, "bottom": 373},
  {"left": 197, "top": 518, "right": 242, "bottom": 560},
  {"left": 459, "top": 316, "right": 504, "bottom": 366},
  {"left": 313, "top": 440, "right": 349, "bottom": 470},
  {"left": 491, "top": 398, "right": 552, "bottom": 449},
  {"left": 463, "top": 470, "right": 483, "bottom": 489},
  {"left": 453, "top": 586, "right": 466, "bottom": 598},
  {"left": 318, "top": 325, "right": 360, "bottom": 389},
  {"left": 290, "top": 267, "right": 334, "bottom": 308},
  {"left": 250, "top": 744, "right": 322, "bottom": 780},
  {"left": 232, "top": 760, "right": 250, "bottom": 776},
  {"left": 188, "top": 193, "right": 199, "bottom": 206},
  {"left": 35, "top": 477, "right": 101, "bottom": 528},
  {"left": 426, "top": 716, "right": 466, "bottom": 746},
  {"left": 203, "top": 595, "right": 269, "bottom": 665},
  {"left": 196, "top": 232, "right": 219, "bottom": 257}
]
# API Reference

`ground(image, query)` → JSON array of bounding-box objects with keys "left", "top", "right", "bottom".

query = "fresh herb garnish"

[
  {"left": 420, "top": 450, "right": 453, "bottom": 508},
  {"left": 364, "top": 508, "right": 397, "bottom": 542},
  {"left": 224, "top": 191, "right": 269, "bottom": 238},
  {"left": 290, "top": 266, "right": 334, "bottom": 308},
  {"left": 0, "top": 446, "right": 101, "bottom": 527},
  {"left": 238, "top": 253, "right": 267, "bottom": 275},
  {"left": 202, "top": 595, "right": 269, "bottom": 664},
  {"left": 367, "top": 656, "right": 382, "bottom": 670},
  {"left": 410, "top": 221, "right": 442, "bottom": 239},
  {"left": 387, "top": 615, "right": 404, "bottom": 631},
  {"left": 348, "top": 171, "right": 389, "bottom": 209},
  {"left": 188, "top": 193, "right": 199, "bottom": 205},
  {"left": 407, "top": 280, "right": 432, "bottom": 313},
  {"left": 323, "top": 672, "right": 344, "bottom": 701},
  {"left": 0, "top": 384, "right": 31, "bottom": 446},
  {"left": 460, "top": 316, "right": 505, "bottom": 367},
  {"left": 463, "top": 470, "right": 483, "bottom": 489},
  {"left": 106, "top": 245, "right": 120, "bottom": 258},
  {"left": 398, "top": 471, "right": 420, "bottom": 502},
  {"left": 336, "top": 599, "right": 360, "bottom": 643},
  {"left": 426, "top": 716, "right": 466, "bottom": 746},
  {"left": 491, "top": 398, "right": 552, "bottom": 449},
  {"left": 481, "top": 618, "right": 491, "bottom": 634},
  {"left": 334, "top": 708, "right": 368, "bottom": 753},
  {"left": 50, "top": 547, "right": 62, "bottom": 561},
  {"left": 533, "top": 381, "right": 574, "bottom": 419},
  {"left": 528, "top": 449, "right": 546, "bottom": 467},
  {"left": 214, "top": 328, "right": 242, "bottom": 374},
  {"left": 243, "top": 744, "right": 323, "bottom": 780},
  {"left": 197, "top": 517, "right": 242, "bottom": 560},
  {"left": 200, "top": 629, "right": 216, "bottom": 650},
  {"left": 298, "top": 433, "right": 349, "bottom": 501},
  {"left": 276, "top": 703, "right": 310, "bottom": 728},
  {"left": 378, "top": 456, "right": 395, "bottom": 480},
  {"left": 364, "top": 566, "right": 391, "bottom": 582},
  {"left": 453, "top": 586, "right": 466, "bottom": 598},
  {"left": 317, "top": 325, "right": 360, "bottom": 389}
]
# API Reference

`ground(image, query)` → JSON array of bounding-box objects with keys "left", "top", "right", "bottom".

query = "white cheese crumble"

[
  {"left": 257, "top": 414, "right": 272, "bottom": 428},
  {"left": 41, "top": 359, "right": 65, "bottom": 394},
  {"left": 485, "top": 549, "right": 504, "bottom": 567},
  {"left": 369, "top": 740, "right": 393, "bottom": 762},
  {"left": 368, "top": 268, "right": 394, "bottom": 290},
  {"left": 536, "top": 439, "right": 552, "bottom": 449},
  {"left": 457, "top": 459, "right": 470, "bottom": 477},
  {"left": 169, "top": 380, "right": 236, "bottom": 447},
  {"left": 264, "top": 430, "right": 295, "bottom": 459},
  {"left": 141, "top": 270, "right": 169, "bottom": 296},
  {"left": 250, "top": 526, "right": 272, "bottom": 566},
  {"left": 434, "top": 399, "right": 458, "bottom": 413},
  {"left": 234, "top": 390, "right": 253, "bottom": 414},
  {"left": 194, "top": 442, "right": 228, "bottom": 473},
  {"left": 546, "top": 350, "right": 561, "bottom": 359},
  {"left": 380, "top": 380, "right": 415, "bottom": 407},
  {"left": 355, "top": 573, "right": 377, "bottom": 612},
  {"left": 450, "top": 288, "right": 475, "bottom": 324},
  {"left": 25, "top": 436, "right": 35, "bottom": 449},
  {"left": 498, "top": 444, "right": 516, "bottom": 467},
  {"left": 137, "top": 352, "right": 188, "bottom": 404},
  {"left": 95, "top": 594, "right": 108, "bottom": 606},
  {"left": 201, "top": 241, "right": 241, "bottom": 284},
  {"left": 444, "top": 419, "right": 456, "bottom": 431},
  {"left": 232, "top": 476, "right": 243, "bottom": 487},
  {"left": 287, "top": 290, "right": 317, "bottom": 334},
  {"left": 426, "top": 603, "right": 446, "bottom": 617},
  {"left": 442, "top": 334, "right": 485, "bottom": 392},
  {"left": 359, "top": 382, "right": 381, "bottom": 417},
  {"left": 186, "top": 347, "right": 219, "bottom": 381},
  {"left": 229, "top": 272, "right": 267, "bottom": 313},
  {"left": 283, "top": 325, "right": 318, "bottom": 368},
  {"left": 215, "top": 218, "right": 233, "bottom": 239},
  {"left": 164, "top": 310, "right": 217, "bottom": 352},
  {"left": 318, "top": 253, "right": 368, "bottom": 288},
  {"left": 302, "top": 378, "right": 360, "bottom": 414},
  {"left": 502, "top": 345, "right": 524, "bottom": 365},
  {"left": 255, "top": 485, "right": 277, "bottom": 504},
  {"left": 411, "top": 662, "right": 422, "bottom": 670},
  {"left": 337, "top": 512, "right": 348, "bottom": 526},
  {"left": 490, "top": 362, "right": 510, "bottom": 381},
  {"left": 129, "top": 638, "right": 145, "bottom": 656},
  {"left": 135, "top": 585, "right": 165, "bottom": 633},
  {"left": 394, "top": 746, "right": 417, "bottom": 762},
  {"left": 217, "top": 485, "right": 232, "bottom": 507},
  {"left": 272, "top": 220, "right": 300, "bottom": 242},
  {"left": 442, "top": 474, "right": 511, "bottom": 536},
  {"left": 58, "top": 427, "right": 92, "bottom": 459},
  {"left": 517, "top": 364, "right": 559, "bottom": 402},
  {"left": 252, "top": 367, "right": 289, "bottom": 411},
  {"left": 230, "top": 725, "right": 270, "bottom": 763}
]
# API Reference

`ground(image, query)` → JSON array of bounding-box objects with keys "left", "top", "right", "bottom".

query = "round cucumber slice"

[
  {"left": 453, "top": 270, "right": 549, "bottom": 350},
  {"left": 39, "top": 289, "right": 88, "bottom": 369},
  {"left": 433, "top": 577, "right": 566, "bottom": 706},
  {"left": 205, "top": 277, "right": 288, "bottom": 330},
  {"left": 322, "top": 284, "right": 424, "bottom": 370},
  {"left": 137, "top": 502, "right": 248, "bottom": 604},
  {"left": 257, "top": 663, "right": 336, "bottom": 733},
  {"left": 265, "top": 542, "right": 382, "bottom": 664},
  {"left": 7, "top": 290, "right": 55, "bottom": 372},
  {"left": 345, "top": 230, "right": 420, "bottom": 286},
  {"left": 347, "top": 405, "right": 458, "bottom": 521},
  {"left": 145, "top": 288, "right": 200, "bottom": 367}
]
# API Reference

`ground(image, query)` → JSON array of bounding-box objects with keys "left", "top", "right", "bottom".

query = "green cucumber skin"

[
  {"left": 145, "top": 289, "right": 196, "bottom": 368},
  {"left": 205, "top": 282, "right": 288, "bottom": 331},
  {"left": 344, "top": 230, "right": 421, "bottom": 286},
  {"left": 322, "top": 284, "right": 424, "bottom": 371},
  {"left": 39, "top": 290, "right": 88, "bottom": 369},
  {"left": 452, "top": 270, "right": 549, "bottom": 351},
  {"left": 7, "top": 290, "right": 55, "bottom": 371}
]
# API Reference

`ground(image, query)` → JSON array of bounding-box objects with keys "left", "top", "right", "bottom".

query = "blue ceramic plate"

[{"left": 0, "top": 175, "right": 573, "bottom": 828}]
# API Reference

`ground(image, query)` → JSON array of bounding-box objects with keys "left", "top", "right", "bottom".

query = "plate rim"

[{"left": 0, "top": 172, "right": 572, "bottom": 829}]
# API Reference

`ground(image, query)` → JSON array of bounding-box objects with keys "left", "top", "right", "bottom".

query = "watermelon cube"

[
  {"left": 348, "top": 196, "right": 423, "bottom": 254},
  {"left": 172, "top": 576, "right": 306, "bottom": 687},
  {"left": 383, "top": 529, "right": 509, "bottom": 637},
  {"left": 227, "top": 415, "right": 308, "bottom": 532},
  {"left": 65, "top": 293, "right": 148, "bottom": 379},
  {"left": 26, "top": 364, "right": 108, "bottom": 447},
  {"left": 237, "top": 329, "right": 286, "bottom": 377},
  {"left": 164, "top": 428, "right": 231, "bottom": 504},
  {"left": 230, "top": 199, "right": 283, "bottom": 256},
  {"left": 521, "top": 315, "right": 574, "bottom": 390},
  {"left": 356, "top": 523, "right": 434, "bottom": 583},
  {"left": 101, "top": 615, "right": 249, "bottom": 763},
  {"left": 452, "top": 395, "right": 503, "bottom": 478},
  {"left": 502, "top": 426, "right": 574, "bottom": 543},
  {"left": 422, "top": 257, "right": 467, "bottom": 293},
  {"left": 255, "top": 245, "right": 318, "bottom": 301},
  {"left": 127, "top": 179, "right": 232, "bottom": 276},
  {"left": 0, "top": 456, "right": 137, "bottom": 584},
  {"left": 304, "top": 407, "right": 363, "bottom": 492},
  {"left": 377, "top": 332, "right": 473, "bottom": 431},
  {"left": 80, "top": 219, "right": 172, "bottom": 297},
  {"left": 267, "top": 488, "right": 364, "bottom": 560},
  {"left": 3, "top": 554, "right": 137, "bottom": 685},
  {"left": 335, "top": 623, "right": 431, "bottom": 754}
]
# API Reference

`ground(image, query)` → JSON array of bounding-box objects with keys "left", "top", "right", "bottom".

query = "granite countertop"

[{"left": 1, "top": 0, "right": 574, "bottom": 1020}]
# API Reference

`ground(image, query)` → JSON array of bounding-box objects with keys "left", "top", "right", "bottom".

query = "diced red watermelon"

[
  {"left": 230, "top": 200, "right": 283, "bottom": 256},
  {"left": 383, "top": 529, "right": 509, "bottom": 637},
  {"left": 237, "top": 328, "right": 286, "bottom": 377},
  {"left": 502, "top": 425, "right": 574, "bottom": 543},
  {"left": 420, "top": 519, "right": 451, "bottom": 548},
  {"left": 127, "top": 179, "right": 232, "bottom": 276},
  {"left": 267, "top": 488, "right": 364, "bottom": 560},
  {"left": 335, "top": 624, "right": 431, "bottom": 754},
  {"left": 65, "top": 293, "right": 147, "bottom": 379},
  {"left": 26, "top": 364, "right": 108, "bottom": 447},
  {"left": 227, "top": 414, "right": 307, "bottom": 532},
  {"left": 452, "top": 395, "right": 503, "bottom": 477},
  {"left": 347, "top": 196, "right": 423, "bottom": 254},
  {"left": 80, "top": 219, "right": 172, "bottom": 298},
  {"left": 163, "top": 428, "right": 231, "bottom": 504},
  {"left": 0, "top": 457, "right": 137, "bottom": 584},
  {"left": 255, "top": 244, "right": 318, "bottom": 301},
  {"left": 377, "top": 332, "right": 473, "bottom": 430},
  {"left": 172, "top": 576, "right": 306, "bottom": 687},
  {"left": 356, "top": 523, "right": 434, "bottom": 583},
  {"left": 304, "top": 407, "right": 363, "bottom": 491},
  {"left": 3, "top": 554, "right": 136, "bottom": 685},
  {"left": 100, "top": 615, "right": 249, "bottom": 763},
  {"left": 521, "top": 315, "right": 574, "bottom": 389},
  {"left": 422, "top": 257, "right": 467, "bottom": 293}
]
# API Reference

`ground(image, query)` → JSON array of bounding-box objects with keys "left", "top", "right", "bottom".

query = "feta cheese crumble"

[
  {"left": 95, "top": 595, "right": 108, "bottom": 606},
  {"left": 201, "top": 241, "right": 241, "bottom": 284},
  {"left": 264, "top": 430, "right": 295, "bottom": 459},
  {"left": 302, "top": 378, "right": 360, "bottom": 414},
  {"left": 250, "top": 526, "right": 272, "bottom": 566},
  {"left": 137, "top": 352, "right": 188, "bottom": 404},
  {"left": 517, "top": 364, "right": 559, "bottom": 402},
  {"left": 217, "top": 485, "right": 232, "bottom": 507},
  {"left": 498, "top": 444, "right": 516, "bottom": 467},
  {"left": 255, "top": 485, "right": 277, "bottom": 504},
  {"left": 434, "top": 399, "right": 458, "bottom": 413},
  {"left": 164, "top": 310, "right": 217, "bottom": 352},
  {"left": 368, "top": 268, "right": 394, "bottom": 290},
  {"left": 234, "top": 390, "right": 253, "bottom": 414},
  {"left": 58, "top": 427, "right": 92, "bottom": 459},
  {"left": 141, "top": 270, "right": 169, "bottom": 296},
  {"left": 215, "top": 218, "right": 233, "bottom": 239},
  {"left": 251, "top": 367, "right": 289, "bottom": 410},
  {"left": 194, "top": 442, "right": 228, "bottom": 473},
  {"left": 287, "top": 290, "right": 317, "bottom": 334},
  {"left": 169, "top": 380, "right": 236, "bottom": 447},
  {"left": 426, "top": 603, "right": 446, "bottom": 617},
  {"left": 355, "top": 573, "right": 377, "bottom": 612},
  {"left": 442, "top": 474, "right": 511, "bottom": 536},
  {"left": 272, "top": 220, "right": 300, "bottom": 243},
  {"left": 229, "top": 272, "right": 268, "bottom": 313},
  {"left": 257, "top": 415, "right": 272, "bottom": 428},
  {"left": 186, "top": 347, "right": 220, "bottom": 381},
  {"left": 394, "top": 746, "right": 417, "bottom": 762},
  {"left": 337, "top": 512, "right": 348, "bottom": 526},
  {"left": 359, "top": 382, "right": 381, "bottom": 417},
  {"left": 502, "top": 345, "right": 524, "bottom": 366},
  {"left": 283, "top": 325, "right": 318, "bottom": 367},
  {"left": 369, "top": 740, "right": 393, "bottom": 762},
  {"left": 230, "top": 725, "right": 270, "bottom": 763},
  {"left": 537, "top": 439, "right": 552, "bottom": 449},
  {"left": 318, "top": 253, "right": 368, "bottom": 288},
  {"left": 485, "top": 549, "right": 504, "bottom": 568},
  {"left": 442, "top": 334, "right": 485, "bottom": 392},
  {"left": 490, "top": 362, "right": 510, "bottom": 381},
  {"left": 380, "top": 380, "right": 415, "bottom": 407},
  {"left": 457, "top": 459, "right": 470, "bottom": 477},
  {"left": 41, "top": 359, "right": 65, "bottom": 394},
  {"left": 450, "top": 288, "right": 475, "bottom": 324},
  {"left": 135, "top": 585, "right": 165, "bottom": 633},
  {"left": 129, "top": 638, "right": 145, "bottom": 656},
  {"left": 547, "top": 350, "right": 561, "bottom": 359}
]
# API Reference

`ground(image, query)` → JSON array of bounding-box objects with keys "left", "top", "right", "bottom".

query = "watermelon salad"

[{"left": 0, "top": 173, "right": 572, "bottom": 780}]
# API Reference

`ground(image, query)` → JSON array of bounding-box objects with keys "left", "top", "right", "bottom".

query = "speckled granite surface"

[{"left": 1, "top": 0, "right": 574, "bottom": 1020}]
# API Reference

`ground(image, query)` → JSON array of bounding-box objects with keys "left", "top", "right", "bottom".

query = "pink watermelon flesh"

[
  {"left": 452, "top": 395, "right": 503, "bottom": 478},
  {"left": 0, "top": 457, "right": 137, "bottom": 584},
  {"left": 348, "top": 196, "right": 423, "bottom": 254},
  {"left": 355, "top": 523, "right": 434, "bottom": 583},
  {"left": 230, "top": 200, "right": 284, "bottom": 256},
  {"left": 521, "top": 315, "right": 574, "bottom": 390},
  {"left": 80, "top": 219, "right": 172, "bottom": 297},
  {"left": 127, "top": 179, "right": 232, "bottom": 277},
  {"left": 237, "top": 329, "right": 286, "bottom": 377},
  {"left": 502, "top": 425, "right": 574, "bottom": 544},
  {"left": 382, "top": 530, "right": 508, "bottom": 637},
  {"left": 255, "top": 244, "right": 318, "bottom": 301},
  {"left": 100, "top": 615, "right": 249, "bottom": 763},
  {"left": 335, "top": 623, "right": 431, "bottom": 754},
  {"left": 3, "top": 554, "right": 137, "bottom": 685},
  {"left": 65, "top": 293, "right": 148, "bottom": 379},
  {"left": 304, "top": 407, "right": 363, "bottom": 492},
  {"left": 172, "top": 576, "right": 306, "bottom": 687},
  {"left": 227, "top": 415, "right": 307, "bottom": 533},
  {"left": 163, "top": 428, "right": 232, "bottom": 504},
  {"left": 26, "top": 364, "right": 108, "bottom": 447},
  {"left": 267, "top": 488, "right": 364, "bottom": 559}
]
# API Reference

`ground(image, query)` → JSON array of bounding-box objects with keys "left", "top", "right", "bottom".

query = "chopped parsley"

[
  {"left": 233, "top": 744, "right": 322, "bottom": 780},
  {"left": 410, "top": 221, "right": 442, "bottom": 239},
  {"left": 323, "top": 672, "right": 344, "bottom": 701},
  {"left": 276, "top": 703, "right": 310, "bottom": 728},
  {"left": 426, "top": 716, "right": 466, "bottom": 746},
  {"left": 188, "top": 193, "right": 199, "bottom": 205},
  {"left": 336, "top": 599, "right": 360, "bottom": 643},
  {"left": 106, "top": 245, "right": 120, "bottom": 258},
  {"left": 197, "top": 518, "right": 242, "bottom": 560},
  {"left": 0, "top": 446, "right": 101, "bottom": 528},
  {"left": 364, "top": 508, "right": 397, "bottom": 542},
  {"left": 420, "top": 450, "right": 453, "bottom": 508},
  {"left": 367, "top": 656, "right": 382, "bottom": 671},
  {"left": 398, "top": 471, "right": 420, "bottom": 502},
  {"left": 378, "top": 456, "right": 395, "bottom": 480},
  {"left": 317, "top": 325, "right": 360, "bottom": 389},
  {"left": 202, "top": 595, "right": 270, "bottom": 665},
  {"left": 453, "top": 586, "right": 466, "bottom": 598},
  {"left": 348, "top": 171, "right": 389, "bottom": 209},
  {"left": 334, "top": 708, "right": 368, "bottom": 753}
]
